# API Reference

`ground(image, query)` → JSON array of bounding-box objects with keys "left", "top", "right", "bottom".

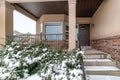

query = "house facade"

[{"left": 0, "top": 0, "right": 120, "bottom": 60}]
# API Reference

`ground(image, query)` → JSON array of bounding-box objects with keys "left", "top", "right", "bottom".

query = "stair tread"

[
  {"left": 88, "top": 75, "right": 120, "bottom": 80},
  {"left": 85, "top": 49, "right": 106, "bottom": 54},
  {"left": 85, "top": 66, "right": 120, "bottom": 71},
  {"left": 84, "top": 59, "right": 112, "bottom": 62}
]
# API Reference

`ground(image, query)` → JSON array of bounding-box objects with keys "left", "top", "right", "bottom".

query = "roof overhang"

[{"left": 7, "top": 0, "right": 103, "bottom": 21}]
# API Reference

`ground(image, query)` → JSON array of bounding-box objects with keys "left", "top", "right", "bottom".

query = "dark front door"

[{"left": 78, "top": 24, "right": 90, "bottom": 46}]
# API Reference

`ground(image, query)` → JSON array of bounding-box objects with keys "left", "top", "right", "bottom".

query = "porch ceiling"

[{"left": 15, "top": 0, "right": 103, "bottom": 19}]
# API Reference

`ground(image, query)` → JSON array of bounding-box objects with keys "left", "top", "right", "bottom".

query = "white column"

[
  {"left": 36, "top": 19, "right": 41, "bottom": 34},
  {"left": 7, "top": 0, "right": 67, "bottom": 3},
  {"left": 68, "top": 0, "right": 76, "bottom": 51},
  {"left": 36, "top": 18, "right": 43, "bottom": 41},
  {"left": 0, "top": 1, "right": 14, "bottom": 47}
]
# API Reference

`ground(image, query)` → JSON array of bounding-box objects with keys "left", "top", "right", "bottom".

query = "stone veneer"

[
  {"left": 91, "top": 35, "right": 120, "bottom": 62},
  {"left": 42, "top": 40, "right": 68, "bottom": 49}
]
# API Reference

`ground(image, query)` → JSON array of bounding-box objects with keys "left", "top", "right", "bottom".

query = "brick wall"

[
  {"left": 91, "top": 35, "right": 120, "bottom": 61},
  {"left": 43, "top": 40, "right": 68, "bottom": 49}
]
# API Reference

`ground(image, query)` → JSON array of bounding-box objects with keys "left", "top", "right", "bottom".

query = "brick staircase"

[{"left": 82, "top": 46, "right": 120, "bottom": 80}]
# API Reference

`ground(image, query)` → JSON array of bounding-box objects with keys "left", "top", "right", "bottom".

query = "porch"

[
  {"left": 1, "top": 0, "right": 120, "bottom": 80},
  {"left": 0, "top": 0, "right": 102, "bottom": 51}
]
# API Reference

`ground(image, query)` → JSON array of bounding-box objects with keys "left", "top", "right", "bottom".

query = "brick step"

[
  {"left": 85, "top": 66, "right": 120, "bottom": 76},
  {"left": 81, "top": 46, "right": 92, "bottom": 50},
  {"left": 84, "top": 55, "right": 105, "bottom": 59},
  {"left": 84, "top": 49, "right": 106, "bottom": 55},
  {"left": 84, "top": 49, "right": 110, "bottom": 59},
  {"left": 86, "top": 71, "right": 120, "bottom": 76},
  {"left": 84, "top": 59, "right": 116, "bottom": 66}
]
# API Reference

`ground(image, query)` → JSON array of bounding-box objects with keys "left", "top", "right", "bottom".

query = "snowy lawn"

[{"left": 0, "top": 43, "right": 84, "bottom": 80}]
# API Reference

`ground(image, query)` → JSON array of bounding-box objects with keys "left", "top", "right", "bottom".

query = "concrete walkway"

[{"left": 82, "top": 46, "right": 120, "bottom": 80}]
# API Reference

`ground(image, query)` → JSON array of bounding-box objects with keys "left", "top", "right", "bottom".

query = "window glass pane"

[
  {"left": 46, "top": 26, "right": 62, "bottom": 34},
  {"left": 45, "top": 23, "right": 62, "bottom": 40}
]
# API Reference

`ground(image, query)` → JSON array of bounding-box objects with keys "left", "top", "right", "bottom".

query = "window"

[
  {"left": 65, "top": 23, "right": 79, "bottom": 41},
  {"left": 45, "top": 22, "right": 62, "bottom": 40}
]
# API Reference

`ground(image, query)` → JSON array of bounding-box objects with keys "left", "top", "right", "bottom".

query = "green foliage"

[
  {"left": 45, "top": 75, "right": 51, "bottom": 80},
  {"left": 15, "top": 62, "right": 27, "bottom": 78},
  {"left": 0, "top": 42, "right": 84, "bottom": 79},
  {"left": 0, "top": 61, "right": 5, "bottom": 67},
  {"left": 66, "top": 62, "right": 76, "bottom": 70},
  {"left": 76, "top": 52, "right": 83, "bottom": 61},
  {"left": 6, "top": 38, "right": 13, "bottom": 45},
  {"left": 28, "top": 61, "right": 41, "bottom": 75},
  {"left": 0, "top": 50, "right": 4, "bottom": 67}
]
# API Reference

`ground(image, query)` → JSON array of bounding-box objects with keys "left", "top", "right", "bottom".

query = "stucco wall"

[
  {"left": 36, "top": 14, "right": 91, "bottom": 34},
  {"left": 40, "top": 14, "right": 91, "bottom": 24},
  {"left": 36, "top": 14, "right": 66, "bottom": 34},
  {"left": 91, "top": 0, "right": 120, "bottom": 40},
  {"left": 40, "top": 14, "right": 65, "bottom": 22},
  {"left": 77, "top": 17, "right": 91, "bottom": 24},
  {"left": 91, "top": 0, "right": 120, "bottom": 61}
]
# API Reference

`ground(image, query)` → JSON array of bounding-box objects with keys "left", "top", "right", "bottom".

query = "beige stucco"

[
  {"left": 0, "top": 1, "right": 14, "bottom": 47},
  {"left": 91, "top": 0, "right": 120, "bottom": 40},
  {"left": 6, "top": 2, "right": 14, "bottom": 35},
  {"left": 68, "top": 0, "right": 76, "bottom": 51},
  {"left": 38, "top": 14, "right": 91, "bottom": 24},
  {"left": 40, "top": 14, "right": 65, "bottom": 22},
  {"left": 77, "top": 17, "right": 91, "bottom": 24},
  {"left": 36, "top": 14, "right": 66, "bottom": 34},
  {"left": 36, "top": 18, "right": 41, "bottom": 34},
  {"left": 6, "top": 0, "right": 67, "bottom": 3},
  {"left": 0, "top": 1, "right": 6, "bottom": 47},
  {"left": 36, "top": 14, "right": 91, "bottom": 34}
]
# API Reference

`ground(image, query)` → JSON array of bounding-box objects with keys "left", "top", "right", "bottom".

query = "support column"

[
  {"left": 68, "top": 0, "right": 76, "bottom": 51},
  {"left": 0, "top": 1, "right": 14, "bottom": 47},
  {"left": 36, "top": 19, "right": 41, "bottom": 34},
  {"left": 36, "top": 18, "right": 42, "bottom": 41}
]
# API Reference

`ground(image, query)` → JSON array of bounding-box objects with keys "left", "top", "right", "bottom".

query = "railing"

[
  {"left": 6, "top": 34, "right": 68, "bottom": 49},
  {"left": 77, "top": 34, "right": 86, "bottom": 80},
  {"left": 81, "top": 55, "right": 86, "bottom": 80}
]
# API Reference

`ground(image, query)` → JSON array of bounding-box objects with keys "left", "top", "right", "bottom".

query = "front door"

[{"left": 78, "top": 24, "right": 90, "bottom": 46}]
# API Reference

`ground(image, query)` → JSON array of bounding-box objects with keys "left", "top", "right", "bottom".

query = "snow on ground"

[
  {"left": 0, "top": 43, "right": 84, "bottom": 80},
  {"left": 26, "top": 74, "right": 42, "bottom": 80}
]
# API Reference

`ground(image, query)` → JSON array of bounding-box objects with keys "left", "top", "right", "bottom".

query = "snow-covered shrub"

[{"left": 0, "top": 43, "right": 84, "bottom": 80}]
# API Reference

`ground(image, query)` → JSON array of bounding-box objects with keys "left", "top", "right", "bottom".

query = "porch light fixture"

[{"left": 91, "top": 24, "right": 94, "bottom": 28}]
